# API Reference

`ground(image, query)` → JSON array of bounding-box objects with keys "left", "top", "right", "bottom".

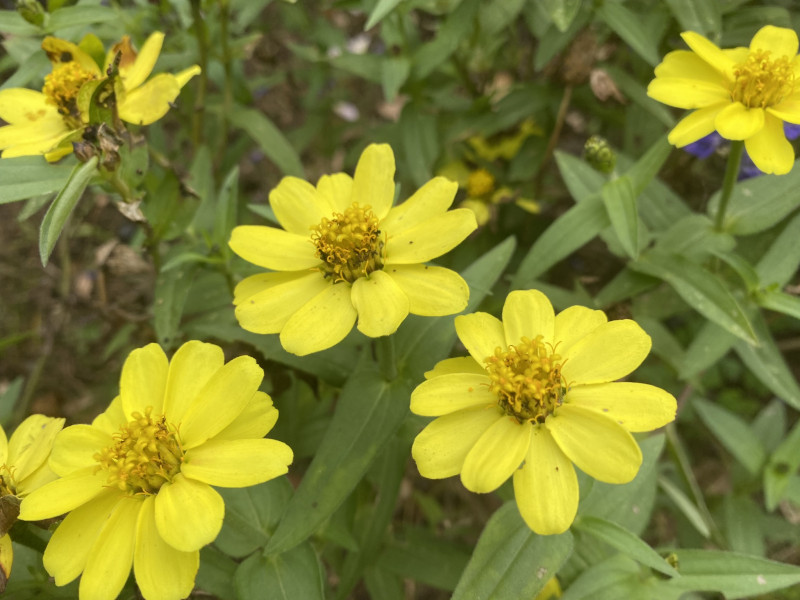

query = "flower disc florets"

[
  {"left": 485, "top": 335, "right": 565, "bottom": 424},
  {"left": 42, "top": 62, "right": 98, "bottom": 124},
  {"left": 732, "top": 50, "right": 795, "bottom": 108},
  {"left": 94, "top": 407, "right": 183, "bottom": 495},
  {"left": 310, "top": 202, "right": 384, "bottom": 282}
]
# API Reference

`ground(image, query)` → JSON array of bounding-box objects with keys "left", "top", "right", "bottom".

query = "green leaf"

[
  {"left": 235, "top": 543, "right": 324, "bottom": 600},
  {"left": 0, "top": 10, "right": 39, "bottom": 35},
  {"left": 452, "top": 502, "right": 573, "bottom": 599},
  {"left": 712, "top": 250, "right": 760, "bottom": 292},
  {"left": 561, "top": 554, "right": 658, "bottom": 600},
  {"left": 512, "top": 196, "right": 610, "bottom": 288},
  {"left": 228, "top": 107, "right": 304, "bottom": 177},
  {"left": 0, "top": 157, "right": 73, "bottom": 205},
  {"left": 264, "top": 364, "right": 411, "bottom": 555},
  {"left": 364, "top": 567, "right": 405, "bottom": 600},
  {"left": 692, "top": 397, "right": 766, "bottom": 476},
  {"left": 188, "top": 146, "right": 216, "bottom": 235},
  {"left": 624, "top": 135, "right": 672, "bottom": 195},
  {"left": 660, "top": 549, "right": 800, "bottom": 599},
  {"left": 665, "top": 0, "right": 721, "bottom": 36},
  {"left": 655, "top": 214, "right": 735, "bottom": 261},
  {"left": 197, "top": 546, "right": 238, "bottom": 600},
  {"left": 214, "top": 167, "right": 239, "bottom": 250},
  {"left": 554, "top": 150, "right": 605, "bottom": 204},
  {"left": 596, "top": 1, "right": 661, "bottom": 66},
  {"left": 631, "top": 251, "right": 756, "bottom": 344},
  {"left": 0, "top": 50, "right": 49, "bottom": 90},
  {"left": 601, "top": 175, "right": 639, "bottom": 259},
  {"left": 399, "top": 104, "right": 439, "bottom": 188},
  {"left": 381, "top": 56, "right": 410, "bottom": 101},
  {"left": 752, "top": 399, "right": 786, "bottom": 454},
  {"left": 722, "top": 495, "right": 765, "bottom": 557},
  {"left": 574, "top": 516, "right": 678, "bottom": 577},
  {"left": 45, "top": 5, "right": 116, "bottom": 31},
  {"left": 658, "top": 476, "right": 711, "bottom": 538},
  {"left": 764, "top": 419, "right": 800, "bottom": 510},
  {"left": 38, "top": 156, "right": 98, "bottom": 267},
  {"left": 534, "top": 0, "right": 583, "bottom": 31},
  {"left": 594, "top": 268, "right": 658, "bottom": 308},
  {"left": 709, "top": 158, "right": 800, "bottom": 234},
  {"left": 365, "top": 0, "right": 404, "bottom": 30},
  {"left": 680, "top": 321, "right": 736, "bottom": 379},
  {"left": 755, "top": 211, "right": 800, "bottom": 287},
  {"left": 412, "top": 0, "right": 480, "bottom": 79},
  {"left": 756, "top": 290, "right": 800, "bottom": 320},
  {"left": 153, "top": 263, "right": 196, "bottom": 351}
]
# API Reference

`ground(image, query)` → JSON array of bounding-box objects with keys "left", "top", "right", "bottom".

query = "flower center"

[
  {"left": 0, "top": 466, "right": 15, "bottom": 497},
  {"left": 94, "top": 408, "right": 183, "bottom": 495},
  {"left": 731, "top": 49, "right": 795, "bottom": 108},
  {"left": 467, "top": 168, "right": 496, "bottom": 198},
  {"left": 484, "top": 336, "right": 565, "bottom": 424},
  {"left": 310, "top": 203, "right": 384, "bottom": 283},
  {"left": 42, "top": 61, "right": 98, "bottom": 124}
]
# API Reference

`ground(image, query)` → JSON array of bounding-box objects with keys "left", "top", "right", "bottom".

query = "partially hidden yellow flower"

[
  {"left": 410, "top": 290, "right": 677, "bottom": 535},
  {"left": 18, "top": 341, "right": 293, "bottom": 600},
  {"left": 0, "top": 32, "right": 200, "bottom": 161},
  {"left": 647, "top": 25, "right": 800, "bottom": 175},
  {"left": 0, "top": 415, "right": 65, "bottom": 584},
  {"left": 536, "top": 577, "right": 562, "bottom": 600},
  {"left": 229, "top": 143, "right": 478, "bottom": 356}
]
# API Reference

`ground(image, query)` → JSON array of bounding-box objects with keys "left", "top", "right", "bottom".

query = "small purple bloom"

[{"left": 683, "top": 132, "right": 723, "bottom": 159}]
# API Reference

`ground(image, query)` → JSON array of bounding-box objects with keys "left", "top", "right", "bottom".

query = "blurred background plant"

[{"left": 1, "top": 0, "right": 800, "bottom": 598}]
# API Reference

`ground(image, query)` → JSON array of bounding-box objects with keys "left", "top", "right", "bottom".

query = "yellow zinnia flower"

[
  {"left": 18, "top": 341, "right": 293, "bottom": 600},
  {"left": 0, "top": 415, "right": 65, "bottom": 585},
  {"left": 647, "top": 25, "right": 800, "bottom": 175},
  {"left": 0, "top": 32, "right": 199, "bottom": 161},
  {"left": 410, "top": 290, "right": 676, "bottom": 535},
  {"left": 229, "top": 143, "right": 478, "bottom": 356}
]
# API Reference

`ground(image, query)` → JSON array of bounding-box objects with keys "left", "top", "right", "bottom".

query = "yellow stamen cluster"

[
  {"left": 732, "top": 50, "right": 795, "bottom": 108},
  {"left": 485, "top": 336, "right": 565, "bottom": 423},
  {"left": 467, "top": 168, "right": 496, "bottom": 198},
  {"left": 311, "top": 203, "right": 384, "bottom": 283},
  {"left": 94, "top": 408, "right": 183, "bottom": 495},
  {"left": 42, "top": 61, "right": 98, "bottom": 123}
]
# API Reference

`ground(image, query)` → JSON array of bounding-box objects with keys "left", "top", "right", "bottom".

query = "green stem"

[
  {"left": 714, "top": 140, "right": 744, "bottom": 232},
  {"left": 216, "top": 0, "right": 234, "bottom": 167},
  {"left": 190, "top": 0, "right": 209, "bottom": 147},
  {"left": 376, "top": 335, "right": 397, "bottom": 382}
]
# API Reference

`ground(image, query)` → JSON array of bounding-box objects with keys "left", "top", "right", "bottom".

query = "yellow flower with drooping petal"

[
  {"left": 647, "top": 25, "right": 800, "bottom": 175},
  {"left": 229, "top": 143, "right": 478, "bottom": 356},
  {"left": 18, "top": 341, "right": 293, "bottom": 600},
  {"left": 410, "top": 290, "right": 676, "bottom": 535},
  {"left": 0, "top": 415, "right": 65, "bottom": 584},
  {"left": 0, "top": 32, "right": 200, "bottom": 161}
]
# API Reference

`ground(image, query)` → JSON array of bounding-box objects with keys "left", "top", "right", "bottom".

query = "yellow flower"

[
  {"left": 0, "top": 415, "right": 65, "bottom": 583},
  {"left": 536, "top": 577, "right": 562, "bottom": 600},
  {"left": 229, "top": 144, "right": 478, "bottom": 356},
  {"left": 0, "top": 32, "right": 200, "bottom": 161},
  {"left": 409, "top": 290, "right": 676, "bottom": 535},
  {"left": 647, "top": 25, "right": 800, "bottom": 175},
  {"left": 18, "top": 341, "right": 293, "bottom": 600}
]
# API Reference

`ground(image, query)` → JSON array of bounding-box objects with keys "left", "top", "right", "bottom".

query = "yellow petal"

[
  {"left": 715, "top": 102, "right": 765, "bottom": 140},
  {"left": 351, "top": 270, "right": 410, "bottom": 337},
  {"left": 42, "top": 491, "right": 122, "bottom": 585},
  {"left": 48, "top": 424, "right": 110, "bottom": 477},
  {"left": 502, "top": 289, "right": 555, "bottom": 347},
  {"left": 42, "top": 36, "right": 101, "bottom": 75},
  {"left": 646, "top": 78, "right": 730, "bottom": 109},
  {"left": 380, "top": 176, "right": 459, "bottom": 235},
  {"left": 424, "top": 356, "right": 486, "bottom": 379},
  {"left": 212, "top": 392, "right": 278, "bottom": 441},
  {"left": 410, "top": 373, "right": 496, "bottom": 416},
  {"left": 228, "top": 225, "right": 318, "bottom": 271},
  {"left": 681, "top": 31, "right": 737, "bottom": 80},
  {"left": 565, "top": 382, "right": 677, "bottom": 432},
  {"left": 269, "top": 176, "right": 328, "bottom": 234},
  {"left": 546, "top": 405, "right": 642, "bottom": 484},
  {"left": 561, "top": 320, "right": 651, "bottom": 385},
  {"left": 154, "top": 474, "right": 224, "bottom": 552},
  {"left": 750, "top": 25, "right": 799, "bottom": 58},
  {"left": 134, "top": 495, "right": 199, "bottom": 600},
  {"left": 183, "top": 438, "right": 293, "bottom": 487},
  {"left": 513, "top": 425, "right": 578, "bottom": 535},
  {"left": 19, "top": 466, "right": 106, "bottom": 521},
  {"left": 280, "top": 283, "right": 357, "bottom": 355},
  {"left": 121, "top": 343, "right": 168, "bottom": 418},
  {"left": 79, "top": 496, "right": 141, "bottom": 600},
  {"left": 162, "top": 341, "right": 225, "bottom": 425},
  {"left": 91, "top": 395, "right": 125, "bottom": 436},
  {"left": 553, "top": 305, "right": 607, "bottom": 355},
  {"left": 174, "top": 65, "right": 201, "bottom": 89},
  {"left": 384, "top": 209, "right": 477, "bottom": 264},
  {"left": 0, "top": 426, "right": 7, "bottom": 468},
  {"left": 461, "top": 198, "right": 491, "bottom": 226},
  {"left": 0, "top": 88, "right": 60, "bottom": 124},
  {"left": 668, "top": 103, "right": 728, "bottom": 147},
  {"left": 411, "top": 406, "right": 504, "bottom": 479},
  {"left": 7, "top": 415, "right": 64, "bottom": 482},
  {"left": 0, "top": 120, "right": 71, "bottom": 156},
  {"left": 118, "top": 73, "right": 180, "bottom": 125},
  {"left": 768, "top": 96, "right": 800, "bottom": 124},
  {"left": 383, "top": 264, "right": 468, "bottom": 316},
  {"left": 0, "top": 533, "right": 11, "bottom": 579},
  {"left": 745, "top": 112, "right": 795, "bottom": 175},
  {"left": 15, "top": 462, "right": 58, "bottom": 496},
  {"left": 316, "top": 172, "right": 353, "bottom": 213},
  {"left": 122, "top": 32, "right": 164, "bottom": 90},
  {"left": 179, "top": 355, "right": 263, "bottom": 450},
  {"left": 351, "top": 144, "right": 395, "bottom": 219},
  {"left": 234, "top": 271, "right": 329, "bottom": 334},
  {"left": 654, "top": 50, "right": 728, "bottom": 86},
  {"left": 461, "top": 417, "right": 531, "bottom": 493},
  {"left": 455, "top": 312, "right": 506, "bottom": 367}
]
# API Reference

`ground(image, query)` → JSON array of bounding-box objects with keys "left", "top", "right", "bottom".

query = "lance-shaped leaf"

[{"left": 602, "top": 175, "right": 640, "bottom": 259}]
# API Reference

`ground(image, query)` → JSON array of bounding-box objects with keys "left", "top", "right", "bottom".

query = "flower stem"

[
  {"left": 377, "top": 335, "right": 397, "bottom": 382},
  {"left": 714, "top": 140, "right": 744, "bottom": 232}
]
